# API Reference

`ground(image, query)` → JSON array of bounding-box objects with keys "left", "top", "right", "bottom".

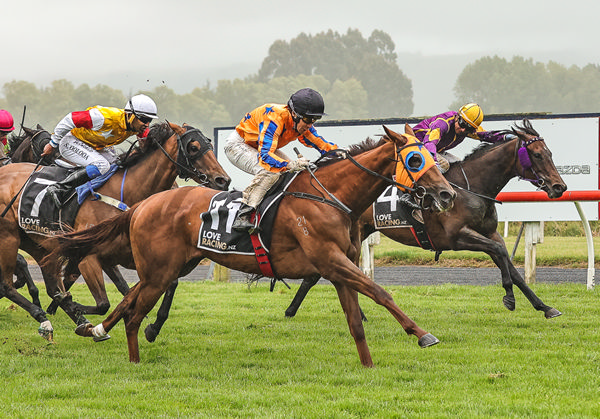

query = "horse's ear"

[
  {"left": 382, "top": 125, "right": 409, "bottom": 146},
  {"left": 36, "top": 124, "right": 45, "bottom": 130},
  {"left": 404, "top": 123, "right": 415, "bottom": 136},
  {"left": 168, "top": 121, "right": 184, "bottom": 135},
  {"left": 22, "top": 125, "right": 34, "bottom": 135}
]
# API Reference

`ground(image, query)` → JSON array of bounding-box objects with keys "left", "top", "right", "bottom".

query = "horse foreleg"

[
  {"left": 46, "top": 262, "right": 80, "bottom": 315},
  {"left": 332, "top": 282, "right": 373, "bottom": 367},
  {"left": 285, "top": 274, "right": 320, "bottom": 317},
  {"left": 144, "top": 278, "right": 179, "bottom": 342},
  {"left": 487, "top": 232, "right": 561, "bottom": 318},
  {"left": 454, "top": 227, "right": 517, "bottom": 310},
  {"left": 14, "top": 253, "right": 41, "bottom": 308},
  {"left": 1, "top": 280, "right": 53, "bottom": 340},
  {"left": 322, "top": 255, "right": 437, "bottom": 356},
  {"left": 75, "top": 256, "right": 111, "bottom": 315}
]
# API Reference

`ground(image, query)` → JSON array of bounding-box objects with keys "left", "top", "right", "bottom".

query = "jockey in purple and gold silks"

[
  {"left": 398, "top": 103, "right": 516, "bottom": 216},
  {"left": 225, "top": 88, "right": 342, "bottom": 232},
  {"left": 412, "top": 104, "right": 511, "bottom": 165}
]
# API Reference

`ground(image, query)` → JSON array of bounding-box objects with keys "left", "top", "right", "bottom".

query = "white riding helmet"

[{"left": 125, "top": 94, "right": 158, "bottom": 121}]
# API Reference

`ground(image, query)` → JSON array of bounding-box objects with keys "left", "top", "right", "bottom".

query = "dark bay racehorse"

[
  {"left": 285, "top": 119, "right": 568, "bottom": 319},
  {"left": 4, "top": 125, "right": 52, "bottom": 307},
  {"left": 0, "top": 122, "right": 230, "bottom": 340},
  {"left": 7, "top": 124, "right": 52, "bottom": 166},
  {"left": 50, "top": 125, "right": 456, "bottom": 366}
]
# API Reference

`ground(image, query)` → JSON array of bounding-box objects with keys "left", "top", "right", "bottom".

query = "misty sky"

[{"left": 4, "top": 0, "right": 599, "bottom": 115}]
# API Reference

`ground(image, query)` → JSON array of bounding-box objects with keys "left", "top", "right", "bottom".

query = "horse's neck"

[
  {"left": 312, "top": 145, "right": 395, "bottom": 216},
  {"left": 450, "top": 140, "right": 520, "bottom": 197},
  {"left": 102, "top": 140, "right": 179, "bottom": 205}
]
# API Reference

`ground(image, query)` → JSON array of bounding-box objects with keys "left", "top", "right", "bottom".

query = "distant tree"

[
  {"left": 324, "top": 79, "right": 369, "bottom": 119},
  {"left": 451, "top": 56, "right": 600, "bottom": 114},
  {"left": 255, "top": 28, "right": 413, "bottom": 117}
]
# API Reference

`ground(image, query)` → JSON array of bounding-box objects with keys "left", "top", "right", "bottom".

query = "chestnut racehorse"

[
  {"left": 51, "top": 125, "right": 456, "bottom": 366},
  {"left": 285, "top": 119, "right": 568, "bottom": 320},
  {"left": 0, "top": 122, "right": 230, "bottom": 340}
]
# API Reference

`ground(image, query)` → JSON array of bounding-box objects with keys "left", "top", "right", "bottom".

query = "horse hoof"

[
  {"left": 544, "top": 308, "right": 562, "bottom": 319},
  {"left": 144, "top": 325, "right": 158, "bottom": 343},
  {"left": 502, "top": 296, "right": 516, "bottom": 311},
  {"left": 74, "top": 322, "right": 93, "bottom": 337},
  {"left": 418, "top": 333, "right": 440, "bottom": 348},
  {"left": 93, "top": 334, "right": 111, "bottom": 342},
  {"left": 38, "top": 320, "right": 54, "bottom": 342}
]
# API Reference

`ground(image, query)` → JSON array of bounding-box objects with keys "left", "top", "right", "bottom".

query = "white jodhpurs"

[
  {"left": 59, "top": 133, "right": 118, "bottom": 175},
  {"left": 224, "top": 131, "right": 286, "bottom": 207}
]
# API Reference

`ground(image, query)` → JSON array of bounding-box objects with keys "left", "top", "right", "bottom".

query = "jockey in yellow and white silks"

[
  {"left": 41, "top": 94, "right": 158, "bottom": 207},
  {"left": 224, "top": 88, "right": 340, "bottom": 232}
]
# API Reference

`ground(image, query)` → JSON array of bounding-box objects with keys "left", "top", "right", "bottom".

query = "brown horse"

[
  {"left": 50, "top": 125, "right": 456, "bottom": 366},
  {"left": 285, "top": 119, "right": 568, "bottom": 319},
  {"left": 0, "top": 122, "right": 230, "bottom": 340}
]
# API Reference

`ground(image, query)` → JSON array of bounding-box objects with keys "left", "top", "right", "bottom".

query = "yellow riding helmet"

[{"left": 458, "top": 103, "right": 484, "bottom": 129}]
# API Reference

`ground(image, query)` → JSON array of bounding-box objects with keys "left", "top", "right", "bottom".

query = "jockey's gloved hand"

[
  {"left": 504, "top": 133, "right": 518, "bottom": 140},
  {"left": 287, "top": 157, "right": 311, "bottom": 172},
  {"left": 435, "top": 153, "right": 450, "bottom": 173},
  {"left": 42, "top": 143, "right": 57, "bottom": 157},
  {"left": 335, "top": 149, "right": 348, "bottom": 159}
]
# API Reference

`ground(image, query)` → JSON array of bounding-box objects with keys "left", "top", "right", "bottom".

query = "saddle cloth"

[
  {"left": 196, "top": 172, "right": 298, "bottom": 255},
  {"left": 372, "top": 185, "right": 434, "bottom": 250},
  {"left": 18, "top": 166, "right": 80, "bottom": 236}
]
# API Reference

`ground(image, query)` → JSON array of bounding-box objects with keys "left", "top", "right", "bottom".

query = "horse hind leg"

[
  {"left": 14, "top": 253, "right": 41, "bottom": 308},
  {"left": 285, "top": 274, "right": 320, "bottom": 317},
  {"left": 507, "top": 263, "right": 561, "bottom": 318},
  {"left": 75, "top": 282, "right": 141, "bottom": 341},
  {"left": 144, "top": 279, "right": 179, "bottom": 343}
]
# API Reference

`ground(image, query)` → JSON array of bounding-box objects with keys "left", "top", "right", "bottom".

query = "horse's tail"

[{"left": 44, "top": 203, "right": 139, "bottom": 272}]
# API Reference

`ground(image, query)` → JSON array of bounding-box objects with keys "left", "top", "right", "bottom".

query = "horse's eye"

[
  {"left": 406, "top": 153, "right": 423, "bottom": 170},
  {"left": 189, "top": 145, "right": 199, "bottom": 153},
  {"left": 532, "top": 152, "right": 542, "bottom": 159}
]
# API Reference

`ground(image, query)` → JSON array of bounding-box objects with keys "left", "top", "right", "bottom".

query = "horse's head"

[
  {"left": 167, "top": 122, "right": 231, "bottom": 190},
  {"left": 512, "top": 119, "right": 567, "bottom": 199},
  {"left": 8, "top": 125, "right": 52, "bottom": 164},
  {"left": 384, "top": 125, "right": 455, "bottom": 212}
]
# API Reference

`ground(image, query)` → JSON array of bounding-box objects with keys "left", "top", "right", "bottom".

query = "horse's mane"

[
  {"left": 118, "top": 122, "right": 174, "bottom": 169},
  {"left": 7, "top": 130, "right": 29, "bottom": 157},
  {"left": 459, "top": 119, "right": 537, "bottom": 163},
  {"left": 315, "top": 137, "right": 386, "bottom": 167}
]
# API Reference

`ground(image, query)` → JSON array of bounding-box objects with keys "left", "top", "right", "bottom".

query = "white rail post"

[
  {"left": 574, "top": 201, "right": 596, "bottom": 290},
  {"left": 360, "top": 232, "right": 380, "bottom": 280},
  {"left": 524, "top": 222, "right": 542, "bottom": 284}
]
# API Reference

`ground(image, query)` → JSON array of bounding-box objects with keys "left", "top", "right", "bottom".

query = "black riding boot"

[
  {"left": 46, "top": 167, "right": 93, "bottom": 207},
  {"left": 232, "top": 204, "right": 256, "bottom": 232},
  {"left": 398, "top": 192, "right": 421, "bottom": 210}
]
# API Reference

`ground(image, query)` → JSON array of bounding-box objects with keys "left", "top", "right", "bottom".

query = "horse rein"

[
  {"left": 151, "top": 126, "right": 212, "bottom": 184},
  {"left": 286, "top": 142, "right": 428, "bottom": 216}
]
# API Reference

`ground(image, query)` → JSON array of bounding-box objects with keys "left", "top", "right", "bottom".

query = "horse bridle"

[
  {"left": 151, "top": 125, "right": 213, "bottom": 184},
  {"left": 448, "top": 135, "right": 546, "bottom": 204},
  {"left": 515, "top": 136, "right": 545, "bottom": 188},
  {"left": 286, "top": 141, "right": 429, "bottom": 215}
]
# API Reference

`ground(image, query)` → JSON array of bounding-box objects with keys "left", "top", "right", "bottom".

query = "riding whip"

[
  {"left": 0, "top": 155, "right": 44, "bottom": 218},
  {"left": 17, "top": 105, "right": 26, "bottom": 138}
]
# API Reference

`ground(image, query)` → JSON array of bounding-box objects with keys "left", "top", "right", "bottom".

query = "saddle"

[
  {"left": 17, "top": 165, "right": 120, "bottom": 236},
  {"left": 197, "top": 172, "right": 299, "bottom": 285},
  {"left": 18, "top": 166, "right": 80, "bottom": 236}
]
